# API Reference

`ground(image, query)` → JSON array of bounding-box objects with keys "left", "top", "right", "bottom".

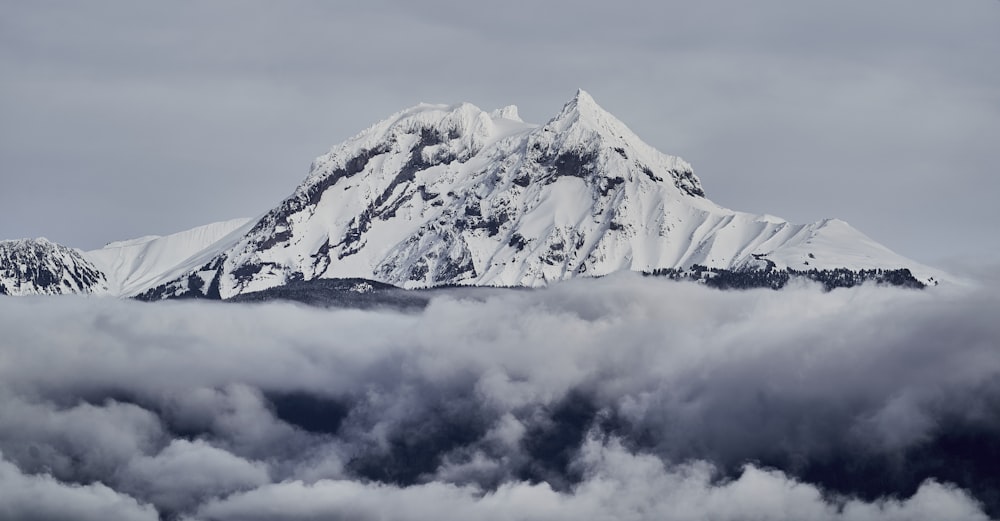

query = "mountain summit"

[{"left": 1, "top": 91, "right": 939, "bottom": 298}]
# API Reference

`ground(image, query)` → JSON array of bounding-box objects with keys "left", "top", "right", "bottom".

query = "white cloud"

[
  {"left": 0, "top": 395, "right": 164, "bottom": 483},
  {"left": 0, "top": 453, "right": 158, "bottom": 521},
  {"left": 117, "top": 439, "right": 269, "bottom": 513},
  {"left": 193, "top": 439, "right": 989, "bottom": 521}
]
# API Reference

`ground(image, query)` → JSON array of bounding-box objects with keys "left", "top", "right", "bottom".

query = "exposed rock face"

[{"left": 0, "top": 238, "right": 107, "bottom": 296}]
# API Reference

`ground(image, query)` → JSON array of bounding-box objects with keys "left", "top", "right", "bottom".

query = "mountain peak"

[
  {"left": 545, "top": 89, "right": 648, "bottom": 150},
  {"left": 1, "top": 237, "right": 107, "bottom": 296},
  {"left": 553, "top": 88, "right": 611, "bottom": 122},
  {"left": 570, "top": 88, "right": 598, "bottom": 109},
  {"left": 489, "top": 104, "right": 522, "bottom": 122}
]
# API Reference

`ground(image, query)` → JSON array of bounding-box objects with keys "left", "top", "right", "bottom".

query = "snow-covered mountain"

[
  {"left": 0, "top": 219, "right": 250, "bottom": 297},
  {"left": 138, "top": 90, "right": 938, "bottom": 299},
  {"left": 2, "top": 90, "right": 940, "bottom": 299},
  {"left": 0, "top": 238, "right": 107, "bottom": 296}
]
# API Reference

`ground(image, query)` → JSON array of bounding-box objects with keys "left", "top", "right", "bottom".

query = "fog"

[{"left": 1, "top": 274, "right": 997, "bottom": 520}]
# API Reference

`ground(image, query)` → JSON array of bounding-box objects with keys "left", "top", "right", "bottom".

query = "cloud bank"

[{"left": 0, "top": 275, "right": 997, "bottom": 519}]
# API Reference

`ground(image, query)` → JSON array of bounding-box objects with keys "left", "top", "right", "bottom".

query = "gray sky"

[{"left": 1, "top": 0, "right": 998, "bottom": 266}]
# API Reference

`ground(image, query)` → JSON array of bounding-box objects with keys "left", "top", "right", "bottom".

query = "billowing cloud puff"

[
  {"left": 0, "top": 453, "right": 157, "bottom": 521},
  {"left": 117, "top": 439, "right": 270, "bottom": 513}
]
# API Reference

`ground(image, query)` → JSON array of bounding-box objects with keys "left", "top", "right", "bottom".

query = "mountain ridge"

[{"left": 0, "top": 90, "right": 942, "bottom": 298}]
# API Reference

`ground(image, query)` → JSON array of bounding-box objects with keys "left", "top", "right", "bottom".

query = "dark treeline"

[{"left": 644, "top": 265, "right": 926, "bottom": 291}]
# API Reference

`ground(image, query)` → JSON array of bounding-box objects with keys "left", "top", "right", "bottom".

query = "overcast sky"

[{"left": 1, "top": 0, "right": 998, "bottom": 267}]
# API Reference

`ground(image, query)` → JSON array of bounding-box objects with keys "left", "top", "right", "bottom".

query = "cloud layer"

[{"left": 1, "top": 275, "right": 998, "bottom": 519}]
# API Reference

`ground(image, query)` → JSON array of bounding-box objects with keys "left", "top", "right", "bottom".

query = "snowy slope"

[
  {"left": 0, "top": 238, "right": 108, "bottom": 296},
  {"left": 0, "top": 219, "right": 252, "bottom": 298},
  {"left": 84, "top": 218, "right": 252, "bottom": 296},
  {"left": 138, "top": 90, "right": 940, "bottom": 300}
]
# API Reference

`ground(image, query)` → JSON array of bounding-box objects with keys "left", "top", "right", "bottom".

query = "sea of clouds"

[{"left": 1, "top": 273, "right": 997, "bottom": 520}]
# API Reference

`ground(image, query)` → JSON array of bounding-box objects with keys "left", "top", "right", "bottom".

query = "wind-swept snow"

[{"left": 85, "top": 218, "right": 252, "bottom": 296}]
